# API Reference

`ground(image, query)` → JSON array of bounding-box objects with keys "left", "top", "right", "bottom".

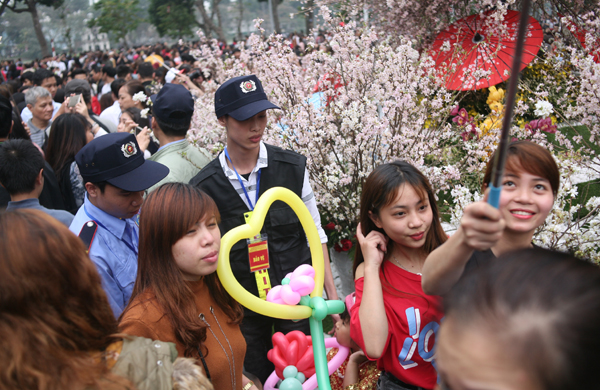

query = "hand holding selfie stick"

[{"left": 488, "top": 0, "right": 532, "bottom": 208}]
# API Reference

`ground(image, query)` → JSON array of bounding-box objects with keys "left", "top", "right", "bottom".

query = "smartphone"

[
  {"left": 134, "top": 126, "right": 143, "bottom": 136},
  {"left": 68, "top": 94, "right": 81, "bottom": 108}
]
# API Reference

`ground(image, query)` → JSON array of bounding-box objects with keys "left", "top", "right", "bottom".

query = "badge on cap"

[
  {"left": 121, "top": 142, "right": 137, "bottom": 158},
  {"left": 240, "top": 80, "right": 257, "bottom": 93}
]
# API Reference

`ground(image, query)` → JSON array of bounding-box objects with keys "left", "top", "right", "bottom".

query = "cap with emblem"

[
  {"left": 214, "top": 74, "right": 280, "bottom": 121},
  {"left": 75, "top": 133, "right": 169, "bottom": 192},
  {"left": 150, "top": 83, "right": 194, "bottom": 126}
]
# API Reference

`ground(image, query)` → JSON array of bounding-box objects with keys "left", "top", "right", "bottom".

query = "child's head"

[
  {"left": 483, "top": 141, "right": 559, "bottom": 236},
  {"left": 354, "top": 161, "right": 447, "bottom": 273},
  {"left": 437, "top": 248, "right": 600, "bottom": 390},
  {"left": 334, "top": 307, "right": 352, "bottom": 348},
  {"left": 335, "top": 293, "right": 358, "bottom": 350}
]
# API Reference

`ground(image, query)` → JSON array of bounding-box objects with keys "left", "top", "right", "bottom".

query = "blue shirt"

[
  {"left": 69, "top": 195, "right": 139, "bottom": 318},
  {"left": 6, "top": 198, "right": 74, "bottom": 226},
  {"left": 156, "top": 138, "right": 185, "bottom": 152}
]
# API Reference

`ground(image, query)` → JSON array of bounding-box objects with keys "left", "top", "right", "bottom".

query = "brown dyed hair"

[
  {"left": 125, "top": 183, "right": 243, "bottom": 358},
  {"left": 483, "top": 140, "right": 560, "bottom": 196},
  {"left": 0, "top": 209, "right": 132, "bottom": 390},
  {"left": 445, "top": 248, "right": 600, "bottom": 390},
  {"left": 353, "top": 161, "right": 447, "bottom": 281}
]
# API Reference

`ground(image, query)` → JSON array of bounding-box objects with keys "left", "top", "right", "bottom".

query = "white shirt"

[
  {"left": 99, "top": 99, "right": 121, "bottom": 127},
  {"left": 219, "top": 141, "right": 328, "bottom": 243},
  {"left": 98, "top": 83, "right": 111, "bottom": 99}
]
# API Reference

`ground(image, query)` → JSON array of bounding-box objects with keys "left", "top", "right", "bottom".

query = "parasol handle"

[
  {"left": 488, "top": 0, "right": 532, "bottom": 208},
  {"left": 487, "top": 184, "right": 502, "bottom": 208}
]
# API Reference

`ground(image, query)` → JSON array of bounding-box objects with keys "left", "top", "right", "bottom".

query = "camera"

[{"left": 68, "top": 94, "right": 82, "bottom": 108}]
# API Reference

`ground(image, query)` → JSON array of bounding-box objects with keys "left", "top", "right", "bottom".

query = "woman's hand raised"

[{"left": 356, "top": 222, "right": 387, "bottom": 269}]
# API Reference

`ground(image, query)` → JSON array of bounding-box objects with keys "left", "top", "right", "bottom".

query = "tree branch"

[{"left": 6, "top": 1, "right": 32, "bottom": 13}]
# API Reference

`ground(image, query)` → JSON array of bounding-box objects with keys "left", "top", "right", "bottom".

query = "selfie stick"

[{"left": 487, "top": 0, "right": 532, "bottom": 208}]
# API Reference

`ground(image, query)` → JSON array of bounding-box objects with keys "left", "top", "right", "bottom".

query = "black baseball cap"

[
  {"left": 214, "top": 75, "right": 280, "bottom": 121},
  {"left": 76, "top": 133, "right": 169, "bottom": 192},
  {"left": 150, "top": 83, "right": 194, "bottom": 125}
]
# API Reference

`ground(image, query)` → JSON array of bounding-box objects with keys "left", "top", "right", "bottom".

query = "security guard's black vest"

[{"left": 190, "top": 144, "right": 312, "bottom": 315}]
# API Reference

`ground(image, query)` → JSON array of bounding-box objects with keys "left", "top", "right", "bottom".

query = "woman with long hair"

[
  {"left": 422, "top": 140, "right": 560, "bottom": 296},
  {"left": 351, "top": 161, "right": 447, "bottom": 390},
  {"left": 119, "top": 183, "right": 257, "bottom": 390},
  {"left": 44, "top": 112, "right": 93, "bottom": 213},
  {"left": 0, "top": 209, "right": 212, "bottom": 390}
]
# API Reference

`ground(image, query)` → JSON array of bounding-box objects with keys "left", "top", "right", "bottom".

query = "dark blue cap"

[
  {"left": 76, "top": 133, "right": 169, "bottom": 192},
  {"left": 150, "top": 83, "right": 194, "bottom": 125},
  {"left": 214, "top": 75, "right": 280, "bottom": 121}
]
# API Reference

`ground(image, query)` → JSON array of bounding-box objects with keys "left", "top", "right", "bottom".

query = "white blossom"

[
  {"left": 132, "top": 92, "right": 148, "bottom": 103},
  {"left": 534, "top": 100, "right": 554, "bottom": 117}
]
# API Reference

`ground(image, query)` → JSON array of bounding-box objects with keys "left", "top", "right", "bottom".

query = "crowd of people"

[{"left": 0, "top": 43, "right": 599, "bottom": 390}]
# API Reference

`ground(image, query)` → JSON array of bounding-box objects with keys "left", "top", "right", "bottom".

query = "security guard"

[
  {"left": 190, "top": 74, "right": 339, "bottom": 384},
  {"left": 69, "top": 133, "right": 169, "bottom": 317}
]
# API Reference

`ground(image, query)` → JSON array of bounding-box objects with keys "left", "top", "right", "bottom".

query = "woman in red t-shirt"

[{"left": 350, "top": 161, "right": 447, "bottom": 390}]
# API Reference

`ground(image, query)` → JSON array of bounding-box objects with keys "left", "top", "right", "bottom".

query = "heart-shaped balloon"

[{"left": 217, "top": 188, "right": 325, "bottom": 319}]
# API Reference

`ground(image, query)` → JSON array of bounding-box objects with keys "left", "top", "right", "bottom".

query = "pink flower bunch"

[
  {"left": 525, "top": 118, "right": 557, "bottom": 134},
  {"left": 182, "top": 6, "right": 600, "bottom": 261},
  {"left": 451, "top": 106, "right": 478, "bottom": 141}
]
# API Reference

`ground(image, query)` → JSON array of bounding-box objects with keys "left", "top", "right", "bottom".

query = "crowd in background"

[{"left": 0, "top": 29, "right": 333, "bottom": 94}]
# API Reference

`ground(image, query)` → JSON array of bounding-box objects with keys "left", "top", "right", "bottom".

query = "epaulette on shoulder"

[{"left": 78, "top": 221, "right": 98, "bottom": 254}]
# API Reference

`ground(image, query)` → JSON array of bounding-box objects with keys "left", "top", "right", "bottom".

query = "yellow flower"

[
  {"left": 489, "top": 101, "right": 504, "bottom": 114},
  {"left": 486, "top": 86, "right": 505, "bottom": 105}
]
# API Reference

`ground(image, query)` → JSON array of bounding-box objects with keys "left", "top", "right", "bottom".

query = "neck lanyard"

[
  {"left": 84, "top": 206, "right": 138, "bottom": 255},
  {"left": 224, "top": 147, "right": 261, "bottom": 210}
]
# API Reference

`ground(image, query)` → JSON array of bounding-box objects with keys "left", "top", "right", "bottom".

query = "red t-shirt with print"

[{"left": 350, "top": 262, "right": 443, "bottom": 390}]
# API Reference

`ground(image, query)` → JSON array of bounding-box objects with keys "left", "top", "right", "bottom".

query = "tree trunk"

[
  {"left": 0, "top": 0, "right": 10, "bottom": 19},
  {"left": 236, "top": 0, "right": 243, "bottom": 41},
  {"left": 196, "top": 0, "right": 226, "bottom": 42},
  {"left": 27, "top": 0, "right": 49, "bottom": 57},
  {"left": 304, "top": 0, "right": 313, "bottom": 34},
  {"left": 211, "top": 0, "right": 227, "bottom": 43},
  {"left": 270, "top": 0, "right": 280, "bottom": 34}
]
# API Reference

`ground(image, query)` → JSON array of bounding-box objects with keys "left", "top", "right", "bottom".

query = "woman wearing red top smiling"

[
  {"left": 351, "top": 161, "right": 447, "bottom": 390},
  {"left": 422, "top": 141, "right": 560, "bottom": 296}
]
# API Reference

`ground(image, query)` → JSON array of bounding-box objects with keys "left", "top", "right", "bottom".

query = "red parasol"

[
  {"left": 430, "top": 10, "right": 543, "bottom": 91},
  {"left": 562, "top": 16, "right": 600, "bottom": 63}
]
